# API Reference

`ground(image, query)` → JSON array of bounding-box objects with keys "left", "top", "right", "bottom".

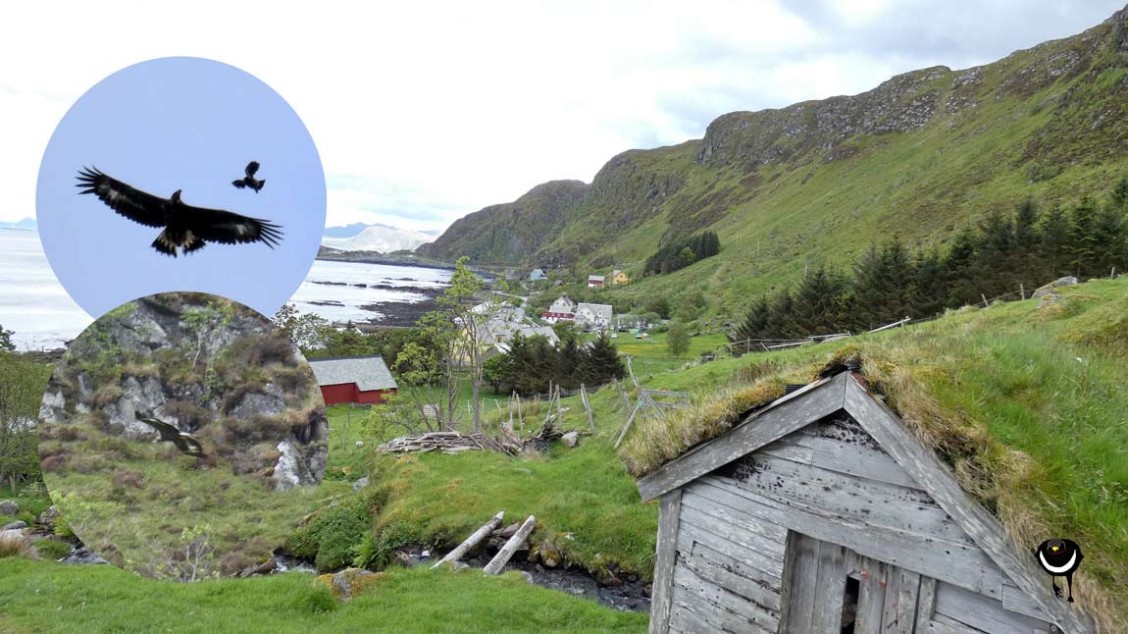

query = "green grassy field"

[
  {"left": 6, "top": 278, "right": 1128, "bottom": 630},
  {"left": 0, "top": 558, "right": 646, "bottom": 634}
]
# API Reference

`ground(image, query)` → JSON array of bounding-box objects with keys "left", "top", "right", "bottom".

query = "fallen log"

[
  {"left": 431, "top": 511, "right": 505, "bottom": 570},
  {"left": 483, "top": 515, "right": 536, "bottom": 575}
]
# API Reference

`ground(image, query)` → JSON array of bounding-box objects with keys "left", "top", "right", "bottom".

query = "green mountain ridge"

[{"left": 420, "top": 6, "right": 1128, "bottom": 320}]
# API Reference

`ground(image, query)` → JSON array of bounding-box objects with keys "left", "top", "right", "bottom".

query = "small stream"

[
  {"left": 58, "top": 541, "right": 650, "bottom": 613},
  {"left": 497, "top": 557, "right": 651, "bottom": 613}
]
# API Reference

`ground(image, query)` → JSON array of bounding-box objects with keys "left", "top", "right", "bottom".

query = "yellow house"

[{"left": 611, "top": 269, "right": 629, "bottom": 285}]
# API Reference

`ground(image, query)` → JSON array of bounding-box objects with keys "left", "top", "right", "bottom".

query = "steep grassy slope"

[
  {"left": 417, "top": 180, "right": 589, "bottom": 264},
  {"left": 423, "top": 7, "right": 1128, "bottom": 321}
]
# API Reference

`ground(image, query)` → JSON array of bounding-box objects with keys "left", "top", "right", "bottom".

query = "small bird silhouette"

[
  {"left": 1034, "top": 538, "right": 1084, "bottom": 603},
  {"left": 134, "top": 412, "right": 206, "bottom": 458},
  {"left": 232, "top": 161, "right": 265, "bottom": 193}
]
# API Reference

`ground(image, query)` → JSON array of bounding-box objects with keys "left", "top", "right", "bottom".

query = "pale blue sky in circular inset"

[{"left": 37, "top": 56, "right": 325, "bottom": 320}]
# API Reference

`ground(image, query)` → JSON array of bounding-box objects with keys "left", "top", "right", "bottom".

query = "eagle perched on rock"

[
  {"left": 76, "top": 167, "right": 283, "bottom": 257},
  {"left": 231, "top": 161, "right": 265, "bottom": 193},
  {"left": 135, "top": 413, "right": 207, "bottom": 458}
]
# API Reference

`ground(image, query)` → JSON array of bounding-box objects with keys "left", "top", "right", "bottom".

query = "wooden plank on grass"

[
  {"left": 431, "top": 511, "right": 504, "bottom": 569},
  {"left": 483, "top": 515, "right": 535, "bottom": 575}
]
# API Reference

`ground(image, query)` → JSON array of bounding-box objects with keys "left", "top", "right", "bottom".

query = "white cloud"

[{"left": 1, "top": 1, "right": 1123, "bottom": 229}]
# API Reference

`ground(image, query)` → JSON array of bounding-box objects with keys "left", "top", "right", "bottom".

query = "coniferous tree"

[
  {"left": 792, "top": 265, "right": 850, "bottom": 334},
  {"left": 851, "top": 240, "right": 915, "bottom": 328},
  {"left": 766, "top": 291, "right": 799, "bottom": 339},
  {"left": 1010, "top": 199, "right": 1044, "bottom": 286},
  {"left": 1112, "top": 177, "right": 1128, "bottom": 209},
  {"left": 943, "top": 227, "right": 981, "bottom": 307},
  {"left": 508, "top": 333, "right": 538, "bottom": 394},
  {"left": 976, "top": 209, "right": 1016, "bottom": 296},
  {"left": 732, "top": 296, "right": 771, "bottom": 351},
  {"left": 878, "top": 239, "right": 916, "bottom": 321},
  {"left": 1038, "top": 205, "right": 1070, "bottom": 279},
  {"left": 851, "top": 245, "right": 883, "bottom": 328},
  {"left": 911, "top": 247, "right": 947, "bottom": 317},
  {"left": 557, "top": 332, "right": 583, "bottom": 390},
  {"left": 1092, "top": 199, "right": 1126, "bottom": 277},
  {"left": 582, "top": 332, "right": 626, "bottom": 384},
  {"left": 1067, "top": 196, "right": 1100, "bottom": 277}
]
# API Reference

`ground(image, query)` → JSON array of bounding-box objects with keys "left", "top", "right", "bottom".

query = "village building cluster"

[{"left": 540, "top": 295, "right": 613, "bottom": 331}]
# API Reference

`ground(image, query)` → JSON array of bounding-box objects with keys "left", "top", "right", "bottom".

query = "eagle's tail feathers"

[
  {"left": 151, "top": 232, "right": 178, "bottom": 257},
  {"left": 184, "top": 238, "right": 206, "bottom": 255}
]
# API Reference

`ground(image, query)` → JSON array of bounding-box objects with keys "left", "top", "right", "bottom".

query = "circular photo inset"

[
  {"left": 37, "top": 291, "right": 328, "bottom": 580},
  {"left": 36, "top": 56, "right": 326, "bottom": 321}
]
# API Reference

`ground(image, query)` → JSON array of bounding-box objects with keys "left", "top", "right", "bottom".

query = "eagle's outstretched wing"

[
  {"left": 135, "top": 413, "right": 206, "bottom": 457},
  {"left": 245, "top": 161, "right": 260, "bottom": 178},
  {"left": 183, "top": 204, "right": 284, "bottom": 248},
  {"left": 135, "top": 414, "right": 182, "bottom": 442},
  {"left": 76, "top": 167, "right": 169, "bottom": 228},
  {"left": 177, "top": 434, "right": 206, "bottom": 457}
]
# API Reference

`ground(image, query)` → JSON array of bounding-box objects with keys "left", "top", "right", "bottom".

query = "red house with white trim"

[{"left": 308, "top": 355, "right": 398, "bottom": 405}]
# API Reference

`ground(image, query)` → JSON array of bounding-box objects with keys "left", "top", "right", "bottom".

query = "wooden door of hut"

[{"left": 781, "top": 533, "right": 934, "bottom": 633}]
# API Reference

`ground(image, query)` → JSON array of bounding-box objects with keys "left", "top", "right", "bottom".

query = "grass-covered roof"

[{"left": 619, "top": 278, "right": 1128, "bottom": 630}]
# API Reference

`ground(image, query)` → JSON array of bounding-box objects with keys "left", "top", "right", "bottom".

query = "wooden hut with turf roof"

[{"left": 631, "top": 368, "right": 1097, "bottom": 634}]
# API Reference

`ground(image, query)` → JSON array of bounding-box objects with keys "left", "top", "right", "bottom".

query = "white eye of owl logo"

[{"left": 1034, "top": 538, "right": 1084, "bottom": 604}]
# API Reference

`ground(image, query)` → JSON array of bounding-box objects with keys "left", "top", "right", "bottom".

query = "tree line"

[
  {"left": 0, "top": 343, "right": 53, "bottom": 492},
  {"left": 483, "top": 329, "right": 626, "bottom": 396},
  {"left": 644, "top": 231, "right": 720, "bottom": 276},
  {"left": 733, "top": 181, "right": 1128, "bottom": 344}
]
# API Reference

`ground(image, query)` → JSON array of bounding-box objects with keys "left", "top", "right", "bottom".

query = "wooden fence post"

[{"left": 580, "top": 384, "right": 595, "bottom": 431}]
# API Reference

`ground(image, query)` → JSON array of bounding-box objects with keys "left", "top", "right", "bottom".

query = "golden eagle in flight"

[
  {"left": 135, "top": 413, "right": 207, "bottom": 458},
  {"left": 76, "top": 167, "right": 283, "bottom": 257},
  {"left": 232, "top": 161, "right": 265, "bottom": 193}
]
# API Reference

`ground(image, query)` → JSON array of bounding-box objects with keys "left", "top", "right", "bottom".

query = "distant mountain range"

[
  {"left": 0, "top": 218, "right": 36, "bottom": 231},
  {"left": 416, "top": 6, "right": 1128, "bottom": 314},
  {"left": 320, "top": 222, "right": 438, "bottom": 253}
]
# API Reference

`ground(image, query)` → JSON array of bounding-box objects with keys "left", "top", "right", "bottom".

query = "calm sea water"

[{"left": 0, "top": 229, "right": 450, "bottom": 351}]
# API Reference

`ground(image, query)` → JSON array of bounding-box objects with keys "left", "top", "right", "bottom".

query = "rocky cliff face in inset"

[{"left": 39, "top": 292, "right": 327, "bottom": 490}]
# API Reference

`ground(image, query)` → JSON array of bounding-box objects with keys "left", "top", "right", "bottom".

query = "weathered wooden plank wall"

[{"left": 665, "top": 485, "right": 789, "bottom": 632}]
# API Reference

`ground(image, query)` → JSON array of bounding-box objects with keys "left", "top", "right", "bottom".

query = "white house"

[
  {"left": 587, "top": 275, "right": 605, "bottom": 288},
  {"left": 541, "top": 295, "right": 577, "bottom": 324},
  {"left": 483, "top": 320, "right": 558, "bottom": 346},
  {"left": 575, "top": 302, "right": 613, "bottom": 331}
]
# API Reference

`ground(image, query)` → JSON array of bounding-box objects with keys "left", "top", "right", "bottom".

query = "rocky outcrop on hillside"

[{"left": 697, "top": 66, "right": 950, "bottom": 169}]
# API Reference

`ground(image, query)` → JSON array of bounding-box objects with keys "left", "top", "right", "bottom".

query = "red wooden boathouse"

[{"left": 308, "top": 355, "right": 398, "bottom": 405}]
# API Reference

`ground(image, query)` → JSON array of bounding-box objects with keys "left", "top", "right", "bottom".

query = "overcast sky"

[{"left": 3, "top": 1, "right": 1124, "bottom": 234}]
